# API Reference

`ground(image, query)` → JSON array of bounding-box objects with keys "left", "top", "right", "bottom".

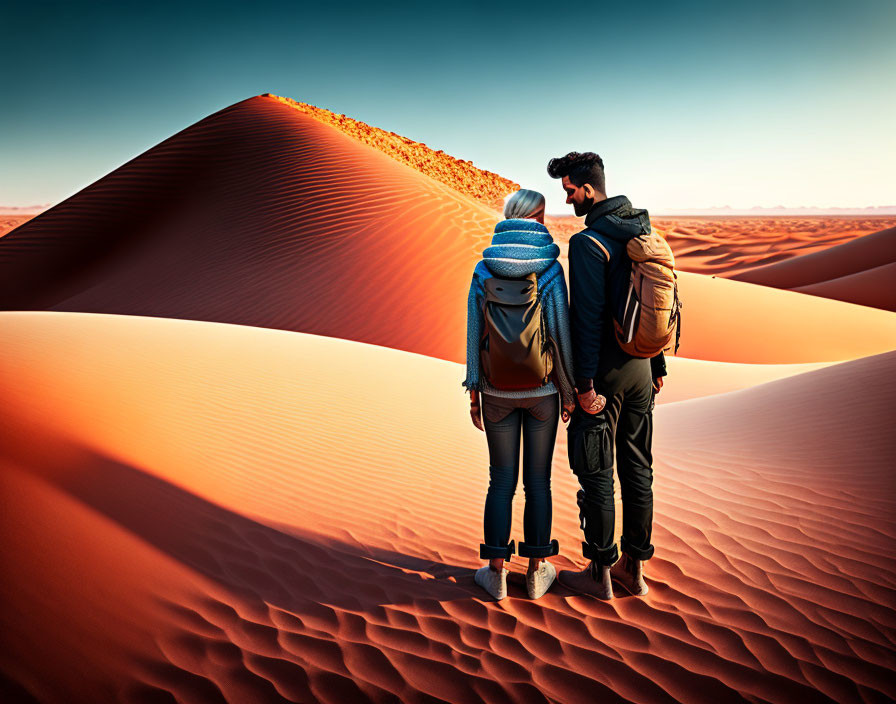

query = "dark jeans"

[
  {"left": 567, "top": 347, "right": 656, "bottom": 565},
  {"left": 479, "top": 392, "right": 561, "bottom": 560}
]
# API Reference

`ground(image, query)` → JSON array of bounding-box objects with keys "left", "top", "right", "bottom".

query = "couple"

[{"left": 463, "top": 151, "right": 677, "bottom": 601}]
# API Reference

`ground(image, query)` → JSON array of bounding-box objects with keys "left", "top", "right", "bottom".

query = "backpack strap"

[{"left": 580, "top": 229, "right": 611, "bottom": 262}]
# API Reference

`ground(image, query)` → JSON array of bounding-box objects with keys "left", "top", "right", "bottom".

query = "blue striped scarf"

[{"left": 462, "top": 218, "right": 576, "bottom": 399}]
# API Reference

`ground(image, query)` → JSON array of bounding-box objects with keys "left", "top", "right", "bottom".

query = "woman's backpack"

[
  {"left": 583, "top": 228, "right": 682, "bottom": 358},
  {"left": 479, "top": 272, "right": 554, "bottom": 390}
]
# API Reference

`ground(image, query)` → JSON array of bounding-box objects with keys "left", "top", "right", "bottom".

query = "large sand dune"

[
  {"left": 3, "top": 95, "right": 893, "bottom": 371},
  {"left": 0, "top": 94, "right": 502, "bottom": 364},
  {"left": 1, "top": 312, "right": 894, "bottom": 703}
]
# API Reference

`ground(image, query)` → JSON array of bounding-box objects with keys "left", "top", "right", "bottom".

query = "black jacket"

[{"left": 568, "top": 195, "right": 668, "bottom": 391}]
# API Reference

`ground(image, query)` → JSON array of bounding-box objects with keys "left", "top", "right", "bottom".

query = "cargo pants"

[{"left": 567, "top": 346, "right": 656, "bottom": 566}]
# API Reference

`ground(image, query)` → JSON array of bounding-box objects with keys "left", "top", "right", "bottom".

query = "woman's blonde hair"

[{"left": 503, "top": 189, "right": 546, "bottom": 220}]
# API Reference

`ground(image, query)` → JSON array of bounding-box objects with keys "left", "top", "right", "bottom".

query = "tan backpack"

[{"left": 582, "top": 228, "right": 682, "bottom": 357}]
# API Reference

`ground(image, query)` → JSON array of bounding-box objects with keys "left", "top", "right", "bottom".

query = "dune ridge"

[
  {"left": 792, "top": 261, "right": 896, "bottom": 312},
  {"left": 720, "top": 227, "right": 896, "bottom": 311},
  {"left": 265, "top": 94, "right": 518, "bottom": 209},
  {"left": 1, "top": 311, "right": 894, "bottom": 703},
  {"left": 728, "top": 227, "right": 896, "bottom": 289}
]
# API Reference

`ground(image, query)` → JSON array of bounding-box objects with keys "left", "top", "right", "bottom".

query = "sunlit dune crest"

[
  {"left": 0, "top": 214, "right": 37, "bottom": 238},
  {"left": 1, "top": 311, "right": 894, "bottom": 703},
  {"left": 264, "top": 93, "right": 519, "bottom": 209}
]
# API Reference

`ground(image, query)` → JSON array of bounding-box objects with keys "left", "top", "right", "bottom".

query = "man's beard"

[{"left": 574, "top": 195, "right": 595, "bottom": 217}]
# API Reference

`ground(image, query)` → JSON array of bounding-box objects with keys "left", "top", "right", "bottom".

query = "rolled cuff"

[
  {"left": 518, "top": 539, "right": 559, "bottom": 558},
  {"left": 582, "top": 540, "right": 619, "bottom": 566},
  {"left": 621, "top": 535, "right": 655, "bottom": 561},
  {"left": 480, "top": 539, "right": 515, "bottom": 561}
]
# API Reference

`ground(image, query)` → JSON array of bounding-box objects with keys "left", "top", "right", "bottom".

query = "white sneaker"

[
  {"left": 474, "top": 565, "right": 508, "bottom": 600},
  {"left": 526, "top": 560, "right": 557, "bottom": 599}
]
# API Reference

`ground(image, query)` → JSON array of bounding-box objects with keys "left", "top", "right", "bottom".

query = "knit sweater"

[{"left": 462, "top": 218, "right": 576, "bottom": 405}]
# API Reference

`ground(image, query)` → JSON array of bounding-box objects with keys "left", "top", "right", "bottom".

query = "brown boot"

[
  {"left": 610, "top": 552, "right": 648, "bottom": 596},
  {"left": 558, "top": 560, "right": 614, "bottom": 600}
]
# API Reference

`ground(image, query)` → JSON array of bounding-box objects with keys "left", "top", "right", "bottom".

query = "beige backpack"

[{"left": 583, "top": 228, "right": 682, "bottom": 357}]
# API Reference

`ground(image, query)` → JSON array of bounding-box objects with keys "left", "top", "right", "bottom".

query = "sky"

[{"left": 1, "top": 0, "right": 894, "bottom": 213}]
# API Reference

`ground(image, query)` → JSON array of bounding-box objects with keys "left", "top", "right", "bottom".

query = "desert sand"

[
  {"left": 1, "top": 312, "right": 894, "bottom": 704},
  {"left": 0, "top": 213, "right": 38, "bottom": 238},
  {"left": 1, "top": 94, "right": 895, "bottom": 703},
  {"left": 792, "top": 262, "right": 896, "bottom": 312},
  {"left": 548, "top": 216, "right": 896, "bottom": 313},
  {"left": 725, "top": 227, "right": 896, "bottom": 311}
]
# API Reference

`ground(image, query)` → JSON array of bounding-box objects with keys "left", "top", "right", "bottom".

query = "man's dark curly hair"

[{"left": 546, "top": 151, "right": 606, "bottom": 193}]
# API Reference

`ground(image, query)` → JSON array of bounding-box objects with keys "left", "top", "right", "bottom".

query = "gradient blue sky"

[{"left": 2, "top": 0, "right": 894, "bottom": 213}]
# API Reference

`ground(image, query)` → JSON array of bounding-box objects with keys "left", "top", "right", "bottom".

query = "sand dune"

[
  {"left": 661, "top": 270, "right": 896, "bottom": 363},
  {"left": 662, "top": 219, "right": 896, "bottom": 277},
  {"left": 1, "top": 311, "right": 894, "bottom": 703},
  {"left": 792, "top": 261, "right": 896, "bottom": 312},
  {"left": 0, "top": 94, "right": 502, "bottom": 364},
  {"left": 4, "top": 95, "right": 893, "bottom": 371},
  {"left": 656, "top": 357, "right": 836, "bottom": 403},
  {"left": 728, "top": 226, "right": 896, "bottom": 289},
  {"left": 0, "top": 213, "right": 36, "bottom": 238},
  {"left": 266, "top": 94, "right": 519, "bottom": 209},
  {"left": 546, "top": 215, "right": 896, "bottom": 277}
]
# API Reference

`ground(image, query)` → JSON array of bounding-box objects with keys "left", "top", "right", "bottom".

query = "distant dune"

[
  {"left": 1, "top": 312, "right": 893, "bottom": 704},
  {"left": 0, "top": 214, "right": 38, "bottom": 238},
  {"left": 729, "top": 227, "right": 896, "bottom": 287},
  {"left": 791, "top": 261, "right": 896, "bottom": 312},
  {"left": 721, "top": 226, "right": 896, "bottom": 313},
  {"left": 550, "top": 215, "right": 895, "bottom": 274}
]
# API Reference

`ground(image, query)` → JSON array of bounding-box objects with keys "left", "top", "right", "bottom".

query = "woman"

[{"left": 462, "top": 189, "right": 577, "bottom": 601}]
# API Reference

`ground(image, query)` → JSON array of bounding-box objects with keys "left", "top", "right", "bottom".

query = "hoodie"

[
  {"left": 568, "top": 195, "right": 668, "bottom": 391},
  {"left": 462, "top": 218, "right": 576, "bottom": 407}
]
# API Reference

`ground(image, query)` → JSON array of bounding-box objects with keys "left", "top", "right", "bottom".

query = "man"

[{"left": 547, "top": 151, "right": 666, "bottom": 600}]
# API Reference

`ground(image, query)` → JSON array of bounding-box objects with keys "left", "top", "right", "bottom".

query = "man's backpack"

[
  {"left": 479, "top": 272, "right": 554, "bottom": 390},
  {"left": 582, "top": 228, "right": 682, "bottom": 358}
]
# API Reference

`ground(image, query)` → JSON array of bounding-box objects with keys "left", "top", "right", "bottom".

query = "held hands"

[
  {"left": 575, "top": 386, "right": 607, "bottom": 415},
  {"left": 470, "top": 389, "right": 484, "bottom": 431},
  {"left": 561, "top": 399, "right": 576, "bottom": 423}
]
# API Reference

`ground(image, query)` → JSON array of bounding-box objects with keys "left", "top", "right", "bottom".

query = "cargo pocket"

[{"left": 569, "top": 417, "right": 613, "bottom": 479}]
